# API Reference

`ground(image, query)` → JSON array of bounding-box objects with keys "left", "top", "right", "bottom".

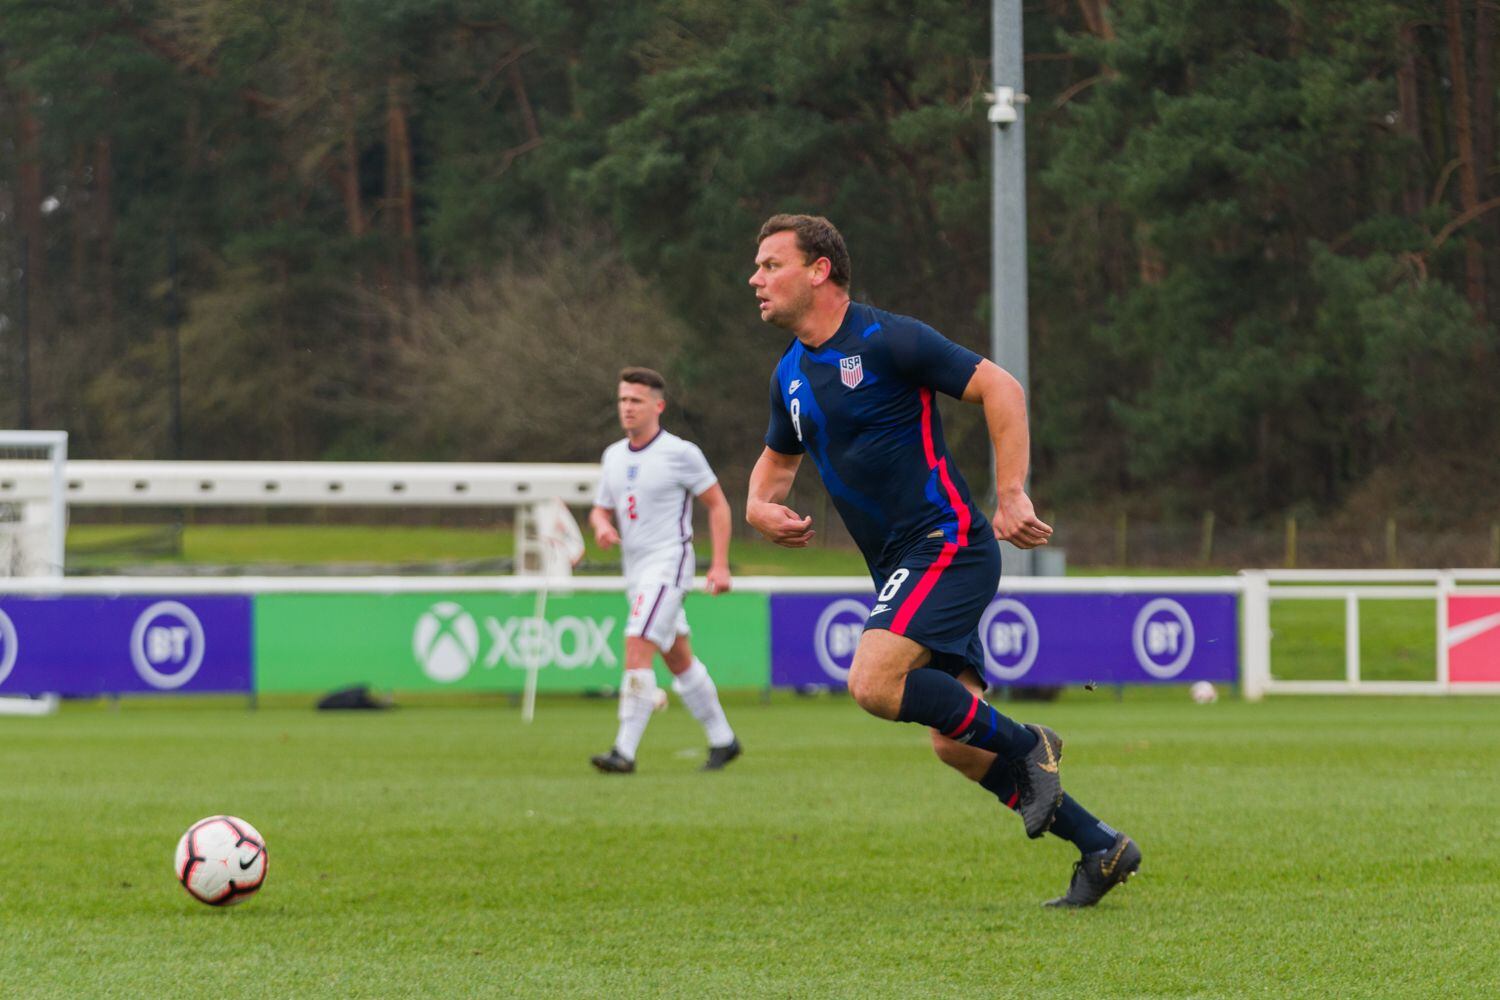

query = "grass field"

[
  {"left": 36, "top": 525, "right": 1479, "bottom": 995},
  {"left": 5, "top": 690, "right": 1498, "bottom": 998}
]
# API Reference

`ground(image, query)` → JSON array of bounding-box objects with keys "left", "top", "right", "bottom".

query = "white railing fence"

[
  {"left": 0, "top": 458, "right": 600, "bottom": 578},
  {"left": 1240, "top": 569, "right": 1500, "bottom": 698}
]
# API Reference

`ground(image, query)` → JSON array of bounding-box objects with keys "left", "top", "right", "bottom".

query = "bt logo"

[
  {"left": 980, "top": 599, "right": 1039, "bottom": 682},
  {"left": 1132, "top": 599, "right": 1196, "bottom": 678},
  {"left": 0, "top": 608, "right": 17, "bottom": 686},
  {"left": 813, "top": 599, "right": 871, "bottom": 682},
  {"left": 130, "top": 601, "right": 207, "bottom": 690}
]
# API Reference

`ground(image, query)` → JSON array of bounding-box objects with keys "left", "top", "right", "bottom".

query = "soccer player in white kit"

[{"left": 588, "top": 367, "right": 742, "bottom": 773}]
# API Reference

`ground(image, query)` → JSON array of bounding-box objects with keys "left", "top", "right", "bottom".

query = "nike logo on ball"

[{"left": 239, "top": 849, "right": 262, "bottom": 870}]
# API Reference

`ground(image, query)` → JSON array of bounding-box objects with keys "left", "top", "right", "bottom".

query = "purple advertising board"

[
  {"left": 0, "top": 596, "right": 253, "bottom": 696},
  {"left": 770, "top": 592, "right": 1238, "bottom": 688}
]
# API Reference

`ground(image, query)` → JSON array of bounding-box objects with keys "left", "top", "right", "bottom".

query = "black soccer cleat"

[
  {"left": 1012, "top": 724, "right": 1064, "bottom": 839},
  {"left": 590, "top": 748, "right": 636, "bottom": 774},
  {"left": 1044, "top": 833, "right": 1141, "bottom": 908},
  {"left": 701, "top": 738, "right": 742, "bottom": 771}
]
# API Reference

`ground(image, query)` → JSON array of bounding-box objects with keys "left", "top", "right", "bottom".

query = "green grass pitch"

[{"left": 4, "top": 690, "right": 1498, "bottom": 998}]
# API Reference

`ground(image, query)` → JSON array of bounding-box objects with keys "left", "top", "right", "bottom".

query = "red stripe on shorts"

[
  {"left": 891, "top": 541, "right": 957, "bottom": 635},
  {"left": 890, "top": 388, "right": 968, "bottom": 636}
]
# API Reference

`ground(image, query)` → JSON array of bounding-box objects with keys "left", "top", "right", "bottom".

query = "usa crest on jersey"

[{"left": 839, "top": 355, "right": 864, "bottom": 389}]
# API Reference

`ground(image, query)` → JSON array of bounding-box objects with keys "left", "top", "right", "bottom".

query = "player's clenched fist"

[
  {"left": 705, "top": 565, "right": 732, "bottom": 595},
  {"left": 748, "top": 502, "right": 815, "bottom": 548},
  {"left": 991, "top": 489, "right": 1052, "bottom": 550},
  {"left": 593, "top": 521, "right": 620, "bottom": 549}
]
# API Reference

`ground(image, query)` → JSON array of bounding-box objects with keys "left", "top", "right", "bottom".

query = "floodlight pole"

[
  {"left": 18, "top": 235, "right": 32, "bottom": 429},
  {"left": 990, "top": 0, "right": 1033, "bottom": 575},
  {"left": 167, "top": 230, "right": 184, "bottom": 460}
]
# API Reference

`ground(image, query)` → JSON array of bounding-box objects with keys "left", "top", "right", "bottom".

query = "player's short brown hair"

[
  {"left": 757, "top": 214, "right": 851, "bottom": 288},
  {"left": 619, "top": 366, "right": 666, "bottom": 393}
]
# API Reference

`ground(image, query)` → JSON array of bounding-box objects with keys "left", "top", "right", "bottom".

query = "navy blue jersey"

[{"left": 765, "top": 302, "right": 989, "bottom": 578}]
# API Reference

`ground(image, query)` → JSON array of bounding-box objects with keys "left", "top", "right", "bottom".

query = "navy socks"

[
  {"left": 1049, "top": 795, "right": 1118, "bottom": 855},
  {"left": 896, "top": 667, "right": 1037, "bottom": 760},
  {"left": 899, "top": 669, "right": 1117, "bottom": 855},
  {"left": 978, "top": 753, "right": 1023, "bottom": 810},
  {"left": 979, "top": 756, "right": 1115, "bottom": 854}
]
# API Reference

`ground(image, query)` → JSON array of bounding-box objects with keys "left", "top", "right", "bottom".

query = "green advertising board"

[{"left": 255, "top": 591, "right": 769, "bottom": 694}]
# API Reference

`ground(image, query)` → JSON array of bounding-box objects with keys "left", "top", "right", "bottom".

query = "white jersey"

[{"left": 594, "top": 429, "right": 718, "bottom": 582}]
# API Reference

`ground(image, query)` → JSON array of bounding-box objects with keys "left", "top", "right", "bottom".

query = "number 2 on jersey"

[{"left": 626, "top": 494, "right": 638, "bottom": 520}]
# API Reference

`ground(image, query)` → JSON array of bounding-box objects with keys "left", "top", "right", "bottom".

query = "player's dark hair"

[
  {"left": 757, "top": 214, "right": 852, "bottom": 288},
  {"left": 619, "top": 366, "right": 666, "bottom": 393}
]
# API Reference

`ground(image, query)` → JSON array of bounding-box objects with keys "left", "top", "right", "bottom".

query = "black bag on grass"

[{"left": 316, "top": 686, "right": 393, "bottom": 711}]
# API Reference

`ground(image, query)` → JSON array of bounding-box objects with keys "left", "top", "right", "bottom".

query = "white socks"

[
  {"left": 672, "top": 659, "right": 735, "bottom": 748},
  {"left": 613, "top": 669, "right": 658, "bottom": 760},
  {"left": 614, "top": 660, "right": 734, "bottom": 760}
]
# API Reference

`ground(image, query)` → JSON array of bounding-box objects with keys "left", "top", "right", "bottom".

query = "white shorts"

[{"left": 625, "top": 551, "right": 693, "bottom": 652}]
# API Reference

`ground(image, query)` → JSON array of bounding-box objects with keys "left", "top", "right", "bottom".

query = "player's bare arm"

[
  {"left": 696, "top": 482, "right": 734, "bottom": 594},
  {"left": 960, "top": 359, "right": 1053, "bottom": 550},
  {"left": 746, "top": 447, "right": 815, "bottom": 548},
  {"left": 588, "top": 505, "right": 620, "bottom": 549}
]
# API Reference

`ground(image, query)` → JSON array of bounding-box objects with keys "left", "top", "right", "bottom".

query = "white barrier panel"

[
  {"left": 1238, "top": 570, "right": 1500, "bottom": 698},
  {"left": 11, "top": 570, "right": 1497, "bottom": 698},
  {"left": 0, "top": 575, "right": 1245, "bottom": 595}
]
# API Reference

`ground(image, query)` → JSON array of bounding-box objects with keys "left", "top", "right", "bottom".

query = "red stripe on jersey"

[
  {"left": 936, "top": 458, "right": 971, "bottom": 545},
  {"left": 891, "top": 541, "right": 958, "bottom": 635},
  {"left": 919, "top": 388, "right": 938, "bottom": 467},
  {"left": 919, "top": 387, "right": 971, "bottom": 545}
]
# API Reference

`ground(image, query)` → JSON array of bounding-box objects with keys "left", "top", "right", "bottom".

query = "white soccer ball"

[
  {"left": 653, "top": 688, "right": 669, "bottom": 712},
  {"left": 1190, "top": 681, "right": 1219, "bottom": 704},
  {"left": 174, "top": 815, "right": 269, "bottom": 906}
]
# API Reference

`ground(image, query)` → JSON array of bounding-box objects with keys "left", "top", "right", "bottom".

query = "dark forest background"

[{"left": 3, "top": 0, "right": 1498, "bottom": 542}]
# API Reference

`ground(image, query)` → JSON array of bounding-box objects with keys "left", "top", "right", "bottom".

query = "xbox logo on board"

[{"left": 413, "top": 602, "right": 481, "bottom": 683}]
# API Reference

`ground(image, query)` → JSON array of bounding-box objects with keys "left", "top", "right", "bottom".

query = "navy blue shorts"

[{"left": 863, "top": 532, "right": 1001, "bottom": 680}]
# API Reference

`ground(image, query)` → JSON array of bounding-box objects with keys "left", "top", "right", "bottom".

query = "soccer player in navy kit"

[{"left": 745, "top": 214, "right": 1140, "bottom": 907}]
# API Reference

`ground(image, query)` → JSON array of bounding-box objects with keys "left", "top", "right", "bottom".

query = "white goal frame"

[
  {"left": 0, "top": 431, "right": 66, "bottom": 716},
  {"left": 0, "top": 430, "right": 68, "bottom": 578}
]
